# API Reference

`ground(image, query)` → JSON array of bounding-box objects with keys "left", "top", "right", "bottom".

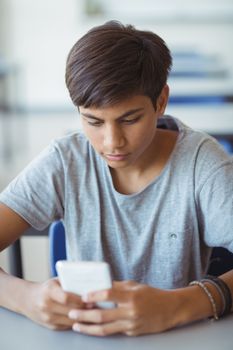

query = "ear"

[{"left": 156, "top": 84, "right": 169, "bottom": 115}]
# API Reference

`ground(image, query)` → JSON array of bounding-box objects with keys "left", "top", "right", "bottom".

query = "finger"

[
  {"left": 46, "top": 300, "right": 83, "bottom": 316},
  {"left": 112, "top": 281, "right": 122, "bottom": 288},
  {"left": 85, "top": 302, "right": 96, "bottom": 309},
  {"left": 49, "top": 283, "right": 84, "bottom": 307},
  {"left": 72, "top": 320, "right": 131, "bottom": 336},
  {"left": 112, "top": 280, "right": 138, "bottom": 289},
  {"left": 84, "top": 288, "right": 130, "bottom": 304},
  {"left": 46, "top": 299, "right": 96, "bottom": 319},
  {"left": 68, "top": 306, "right": 128, "bottom": 324},
  {"left": 84, "top": 280, "right": 139, "bottom": 304},
  {"left": 44, "top": 313, "right": 75, "bottom": 329}
]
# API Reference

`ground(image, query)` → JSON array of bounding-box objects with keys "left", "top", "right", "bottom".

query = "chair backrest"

[
  {"left": 49, "top": 220, "right": 66, "bottom": 277},
  {"left": 208, "top": 247, "right": 233, "bottom": 276},
  {"left": 206, "top": 139, "right": 233, "bottom": 275},
  {"left": 217, "top": 138, "right": 233, "bottom": 154}
]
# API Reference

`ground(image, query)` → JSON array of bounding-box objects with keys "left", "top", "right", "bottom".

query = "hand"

[
  {"left": 68, "top": 280, "right": 180, "bottom": 336},
  {"left": 24, "top": 278, "right": 85, "bottom": 330}
]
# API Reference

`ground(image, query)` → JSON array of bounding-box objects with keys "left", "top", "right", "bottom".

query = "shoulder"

[
  {"left": 49, "top": 131, "right": 97, "bottom": 165},
  {"left": 179, "top": 123, "right": 232, "bottom": 180},
  {"left": 175, "top": 118, "right": 232, "bottom": 189},
  {"left": 7, "top": 131, "right": 98, "bottom": 181},
  {"left": 162, "top": 115, "right": 232, "bottom": 185},
  {"left": 165, "top": 115, "right": 231, "bottom": 164},
  {"left": 52, "top": 131, "right": 89, "bottom": 154}
]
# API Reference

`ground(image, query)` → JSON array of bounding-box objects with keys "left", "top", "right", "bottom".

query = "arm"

[
  {"left": 67, "top": 271, "right": 233, "bottom": 336},
  {"left": 0, "top": 203, "right": 84, "bottom": 329},
  {"left": 0, "top": 203, "right": 30, "bottom": 251}
]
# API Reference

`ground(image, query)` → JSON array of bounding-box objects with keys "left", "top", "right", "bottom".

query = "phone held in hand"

[{"left": 55, "top": 260, "right": 114, "bottom": 308}]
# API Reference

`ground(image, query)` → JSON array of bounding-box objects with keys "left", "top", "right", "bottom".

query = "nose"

[{"left": 103, "top": 124, "right": 126, "bottom": 150}]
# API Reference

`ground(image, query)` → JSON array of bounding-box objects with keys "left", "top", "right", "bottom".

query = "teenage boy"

[{"left": 0, "top": 21, "right": 232, "bottom": 336}]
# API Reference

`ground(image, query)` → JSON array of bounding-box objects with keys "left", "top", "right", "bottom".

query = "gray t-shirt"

[{"left": 1, "top": 116, "right": 233, "bottom": 289}]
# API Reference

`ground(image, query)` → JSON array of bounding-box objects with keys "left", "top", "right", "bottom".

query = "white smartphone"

[{"left": 56, "top": 260, "right": 114, "bottom": 308}]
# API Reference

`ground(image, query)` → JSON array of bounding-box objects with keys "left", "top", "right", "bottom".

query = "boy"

[{"left": 0, "top": 21, "right": 232, "bottom": 336}]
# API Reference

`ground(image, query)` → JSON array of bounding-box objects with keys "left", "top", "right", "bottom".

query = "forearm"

[
  {"left": 173, "top": 270, "right": 233, "bottom": 327},
  {"left": 219, "top": 270, "right": 233, "bottom": 311},
  {"left": 0, "top": 267, "right": 34, "bottom": 315}
]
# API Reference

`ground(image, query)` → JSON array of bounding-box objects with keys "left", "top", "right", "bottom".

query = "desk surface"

[{"left": 0, "top": 308, "right": 232, "bottom": 350}]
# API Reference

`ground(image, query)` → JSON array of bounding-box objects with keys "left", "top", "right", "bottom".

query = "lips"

[{"left": 105, "top": 153, "right": 129, "bottom": 161}]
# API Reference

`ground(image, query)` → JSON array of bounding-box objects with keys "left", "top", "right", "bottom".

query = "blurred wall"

[
  {"left": 0, "top": 0, "right": 80, "bottom": 110},
  {"left": 0, "top": 0, "right": 232, "bottom": 111}
]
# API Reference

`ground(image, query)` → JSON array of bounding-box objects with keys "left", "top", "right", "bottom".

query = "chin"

[{"left": 106, "top": 160, "right": 130, "bottom": 169}]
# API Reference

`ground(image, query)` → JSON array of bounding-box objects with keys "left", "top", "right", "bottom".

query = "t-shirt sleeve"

[
  {"left": 195, "top": 140, "right": 233, "bottom": 252},
  {"left": 0, "top": 141, "right": 65, "bottom": 230}
]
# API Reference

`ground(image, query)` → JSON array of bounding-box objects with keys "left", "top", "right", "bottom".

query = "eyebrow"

[{"left": 81, "top": 108, "right": 144, "bottom": 121}]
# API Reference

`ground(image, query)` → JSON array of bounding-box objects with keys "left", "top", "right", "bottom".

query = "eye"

[
  {"left": 87, "top": 120, "right": 103, "bottom": 127},
  {"left": 121, "top": 115, "right": 142, "bottom": 125},
  {"left": 82, "top": 117, "right": 103, "bottom": 127}
]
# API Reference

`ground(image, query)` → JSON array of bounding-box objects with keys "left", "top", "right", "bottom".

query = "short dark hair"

[{"left": 65, "top": 20, "right": 172, "bottom": 108}]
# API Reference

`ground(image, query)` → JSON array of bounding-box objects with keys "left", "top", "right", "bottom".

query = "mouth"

[{"left": 104, "top": 153, "right": 130, "bottom": 161}]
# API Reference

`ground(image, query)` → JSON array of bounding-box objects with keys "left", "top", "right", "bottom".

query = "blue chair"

[
  {"left": 49, "top": 220, "right": 66, "bottom": 277},
  {"left": 48, "top": 221, "right": 233, "bottom": 277},
  {"left": 217, "top": 138, "right": 233, "bottom": 154}
]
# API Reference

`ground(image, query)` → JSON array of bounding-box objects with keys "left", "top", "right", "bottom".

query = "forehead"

[{"left": 79, "top": 95, "right": 153, "bottom": 116}]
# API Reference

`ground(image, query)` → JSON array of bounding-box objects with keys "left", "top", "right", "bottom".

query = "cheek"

[
  {"left": 130, "top": 123, "right": 156, "bottom": 147},
  {"left": 83, "top": 127, "right": 102, "bottom": 149}
]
